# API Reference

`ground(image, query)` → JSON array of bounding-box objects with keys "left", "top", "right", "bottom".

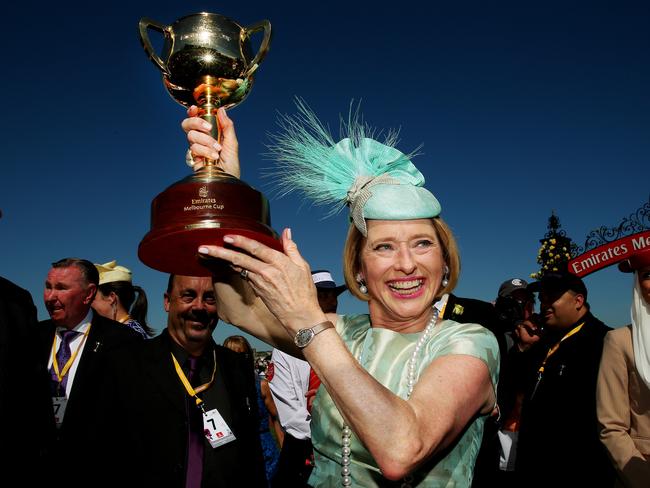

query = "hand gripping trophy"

[{"left": 138, "top": 12, "right": 278, "bottom": 276}]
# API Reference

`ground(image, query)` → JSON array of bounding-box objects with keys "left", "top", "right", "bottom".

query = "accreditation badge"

[
  {"left": 52, "top": 396, "right": 68, "bottom": 427},
  {"left": 203, "top": 408, "right": 236, "bottom": 448}
]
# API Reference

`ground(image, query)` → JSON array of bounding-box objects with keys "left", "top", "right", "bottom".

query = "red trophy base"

[{"left": 139, "top": 168, "right": 281, "bottom": 277}]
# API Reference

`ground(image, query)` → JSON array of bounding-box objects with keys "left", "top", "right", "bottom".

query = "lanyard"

[
  {"left": 438, "top": 300, "right": 448, "bottom": 318},
  {"left": 537, "top": 322, "right": 585, "bottom": 375},
  {"left": 531, "top": 321, "right": 584, "bottom": 399},
  {"left": 50, "top": 324, "right": 92, "bottom": 383},
  {"left": 172, "top": 350, "right": 217, "bottom": 412}
]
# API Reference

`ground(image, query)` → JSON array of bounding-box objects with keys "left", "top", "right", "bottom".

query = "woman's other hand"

[{"left": 198, "top": 228, "right": 326, "bottom": 333}]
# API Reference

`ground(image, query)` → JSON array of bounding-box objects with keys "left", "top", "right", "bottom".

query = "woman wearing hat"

[
  {"left": 183, "top": 105, "right": 499, "bottom": 487},
  {"left": 92, "top": 260, "right": 154, "bottom": 339},
  {"left": 597, "top": 248, "right": 650, "bottom": 487}
]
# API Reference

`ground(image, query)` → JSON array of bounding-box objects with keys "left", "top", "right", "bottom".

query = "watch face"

[{"left": 294, "top": 328, "right": 314, "bottom": 348}]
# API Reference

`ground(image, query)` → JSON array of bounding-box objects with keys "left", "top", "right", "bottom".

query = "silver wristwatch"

[{"left": 293, "top": 321, "right": 334, "bottom": 348}]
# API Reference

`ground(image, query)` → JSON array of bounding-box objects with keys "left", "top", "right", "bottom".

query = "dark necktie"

[
  {"left": 50, "top": 329, "right": 79, "bottom": 396},
  {"left": 185, "top": 356, "right": 204, "bottom": 488}
]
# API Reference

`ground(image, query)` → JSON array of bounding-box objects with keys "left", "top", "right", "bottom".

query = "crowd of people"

[{"left": 0, "top": 104, "right": 648, "bottom": 488}]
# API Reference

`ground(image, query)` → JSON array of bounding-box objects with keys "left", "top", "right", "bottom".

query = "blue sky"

[{"left": 1, "top": 1, "right": 648, "bottom": 351}]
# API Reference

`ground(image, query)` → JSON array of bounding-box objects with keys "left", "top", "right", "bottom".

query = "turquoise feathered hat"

[{"left": 267, "top": 100, "right": 441, "bottom": 236}]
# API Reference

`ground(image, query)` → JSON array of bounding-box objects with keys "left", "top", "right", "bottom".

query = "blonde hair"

[
  {"left": 223, "top": 335, "right": 253, "bottom": 355},
  {"left": 342, "top": 218, "right": 460, "bottom": 302}
]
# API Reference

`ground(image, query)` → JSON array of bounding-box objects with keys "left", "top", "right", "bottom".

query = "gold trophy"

[{"left": 138, "top": 12, "right": 278, "bottom": 276}]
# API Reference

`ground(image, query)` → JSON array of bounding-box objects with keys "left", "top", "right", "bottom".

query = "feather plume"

[{"left": 264, "top": 99, "right": 419, "bottom": 218}]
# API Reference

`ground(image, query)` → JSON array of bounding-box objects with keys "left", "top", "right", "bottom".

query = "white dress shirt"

[
  {"left": 48, "top": 309, "right": 93, "bottom": 397},
  {"left": 269, "top": 348, "right": 312, "bottom": 439}
]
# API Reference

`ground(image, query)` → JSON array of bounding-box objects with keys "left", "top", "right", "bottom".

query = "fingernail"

[
  {"left": 287, "top": 228, "right": 292, "bottom": 240},
  {"left": 223, "top": 236, "right": 234, "bottom": 244},
  {"left": 198, "top": 246, "right": 209, "bottom": 254},
  {"left": 213, "top": 143, "right": 222, "bottom": 151},
  {"left": 202, "top": 121, "right": 212, "bottom": 130}
]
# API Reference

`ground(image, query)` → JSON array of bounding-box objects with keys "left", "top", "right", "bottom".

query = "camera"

[{"left": 494, "top": 295, "right": 529, "bottom": 330}]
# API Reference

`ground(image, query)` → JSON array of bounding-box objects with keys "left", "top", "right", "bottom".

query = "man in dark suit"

[
  {"left": 515, "top": 272, "right": 614, "bottom": 487},
  {"left": 39, "top": 257, "right": 141, "bottom": 484},
  {"left": 98, "top": 274, "right": 266, "bottom": 488},
  {"left": 0, "top": 275, "right": 55, "bottom": 483}
]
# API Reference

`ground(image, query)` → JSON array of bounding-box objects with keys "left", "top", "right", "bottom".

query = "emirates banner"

[{"left": 569, "top": 230, "right": 650, "bottom": 277}]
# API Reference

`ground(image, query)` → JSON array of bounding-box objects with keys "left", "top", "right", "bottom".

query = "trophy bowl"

[{"left": 138, "top": 12, "right": 280, "bottom": 276}]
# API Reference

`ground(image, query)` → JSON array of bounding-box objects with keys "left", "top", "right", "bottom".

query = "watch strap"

[
  {"left": 294, "top": 320, "right": 334, "bottom": 348},
  {"left": 310, "top": 321, "right": 334, "bottom": 336}
]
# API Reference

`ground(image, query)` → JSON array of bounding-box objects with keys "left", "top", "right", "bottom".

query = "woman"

[
  {"left": 597, "top": 247, "right": 650, "bottom": 487},
  {"left": 223, "top": 335, "right": 284, "bottom": 486},
  {"left": 92, "top": 260, "right": 154, "bottom": 338},
  {"left": 184, "top": 105, "right": 499, "bottom": 486}
]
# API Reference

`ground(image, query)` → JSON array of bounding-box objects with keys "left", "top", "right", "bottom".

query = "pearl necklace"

[{"left": 341, "top": 306, "right": 441, "bottom": 487}]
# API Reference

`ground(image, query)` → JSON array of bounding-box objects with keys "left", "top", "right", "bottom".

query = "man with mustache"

[{"left": 97, "top": 275, "right": 266, "bottom": 487}]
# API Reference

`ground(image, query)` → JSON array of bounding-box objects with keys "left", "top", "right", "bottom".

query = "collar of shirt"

[
  {"left": 50, "top": 309, "right": 93, "bottom": 397},
  {"left": 435, "top": 294, "right": 449, "bottom": 316},
  {"left": 55, "top": 309, "right": 93, "bottom": 337},
  {"left": 166, "top": 332, "right": 215, "bottom": 380}
]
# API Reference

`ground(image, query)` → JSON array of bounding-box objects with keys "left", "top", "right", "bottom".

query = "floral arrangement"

[{"left": 531, "top": 213, "right": 575, "bottom": 280}]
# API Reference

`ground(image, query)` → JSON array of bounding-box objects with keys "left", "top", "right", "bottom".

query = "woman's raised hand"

[{"left": 181, "top": 106, "right": 241, "bottom": 178}]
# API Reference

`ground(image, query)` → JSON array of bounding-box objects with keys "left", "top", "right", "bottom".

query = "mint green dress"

[{"left": 308, "top": 313, "right": 500, "bottom": 487}]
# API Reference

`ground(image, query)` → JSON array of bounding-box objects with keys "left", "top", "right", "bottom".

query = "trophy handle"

[
  {"left": 138, "top": 18, "right": 170, "bottom": 74},
  {"left": 243, "top": 20, "right": 272, "bottom": 77}
]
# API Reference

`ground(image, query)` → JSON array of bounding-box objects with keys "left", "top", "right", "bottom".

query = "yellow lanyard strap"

[
  {"left": 50, "top": 324, "right": 92, "bottom": 382},
  {"left": 537, "top": 322, "right": 585, "bottom": 375},
  {"left": 172, "top": 350, "right": 217, "bottom": 410}
]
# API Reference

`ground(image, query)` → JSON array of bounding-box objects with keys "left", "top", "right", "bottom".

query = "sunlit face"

[
  {"left": 92, "top": 289, "right": 114, "bottom": 319},
  {"left": 359, "top": 219, "right": 444, "bottom": 331},
  {"left": 44, "top": 266, "right": 96, "bottom": 327},
  {"left": 539, "top": 289, "right": 584, "bottom": 330},
  {"left": 638, "top": 265, "right": 650, "bottom": 305},
  {"left": 164, "top": 275, "right": 218, "bottom": 349}
]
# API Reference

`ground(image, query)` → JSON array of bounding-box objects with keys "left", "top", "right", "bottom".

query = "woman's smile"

[{"left": 386, "top": 277, "right": 426, "bottom": 298}]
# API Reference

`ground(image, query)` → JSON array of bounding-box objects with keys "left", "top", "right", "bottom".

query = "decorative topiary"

[{"left": 531, "top": 212, "right": 574, "bottom": 280}]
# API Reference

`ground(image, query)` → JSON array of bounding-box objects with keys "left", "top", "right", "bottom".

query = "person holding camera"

[{"left": 469, "top": 278, "right": 539, "bottom": 487}]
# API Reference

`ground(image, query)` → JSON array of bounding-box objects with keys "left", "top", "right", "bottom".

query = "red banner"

[{"left": 569, "top": 230, "right": 650, "bottom": 277}]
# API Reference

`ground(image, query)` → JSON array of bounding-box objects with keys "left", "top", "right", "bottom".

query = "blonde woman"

[{"left": 184, "top": 104, "right": 499, "bottom": 487}]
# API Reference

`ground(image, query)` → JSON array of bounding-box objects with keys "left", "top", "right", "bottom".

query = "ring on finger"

[
  {"left": 186, "top": 149, "right": 206, "bottom": 170},
  {"left": 185, "top": 148, "right": 196, "bottom": 168},
  {"left": 240, "top": 269, "right": 249, "bottom": 280}
]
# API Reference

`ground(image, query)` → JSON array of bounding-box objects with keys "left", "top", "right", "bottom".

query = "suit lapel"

[
  {"left": 68, "top": 314, "right": 103, "bottom": 399},
  {"left": 212, "top": 345, "right": 255, "bottom": 432},
  {"left": 205, "top": 344, "right": 236, "bottom": 425},
  {"left": 141, "top": 334, "right": 187, "bottom": 415},
  {"left": 39, "top": 320, "right": 56, "bottom": 364}
]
